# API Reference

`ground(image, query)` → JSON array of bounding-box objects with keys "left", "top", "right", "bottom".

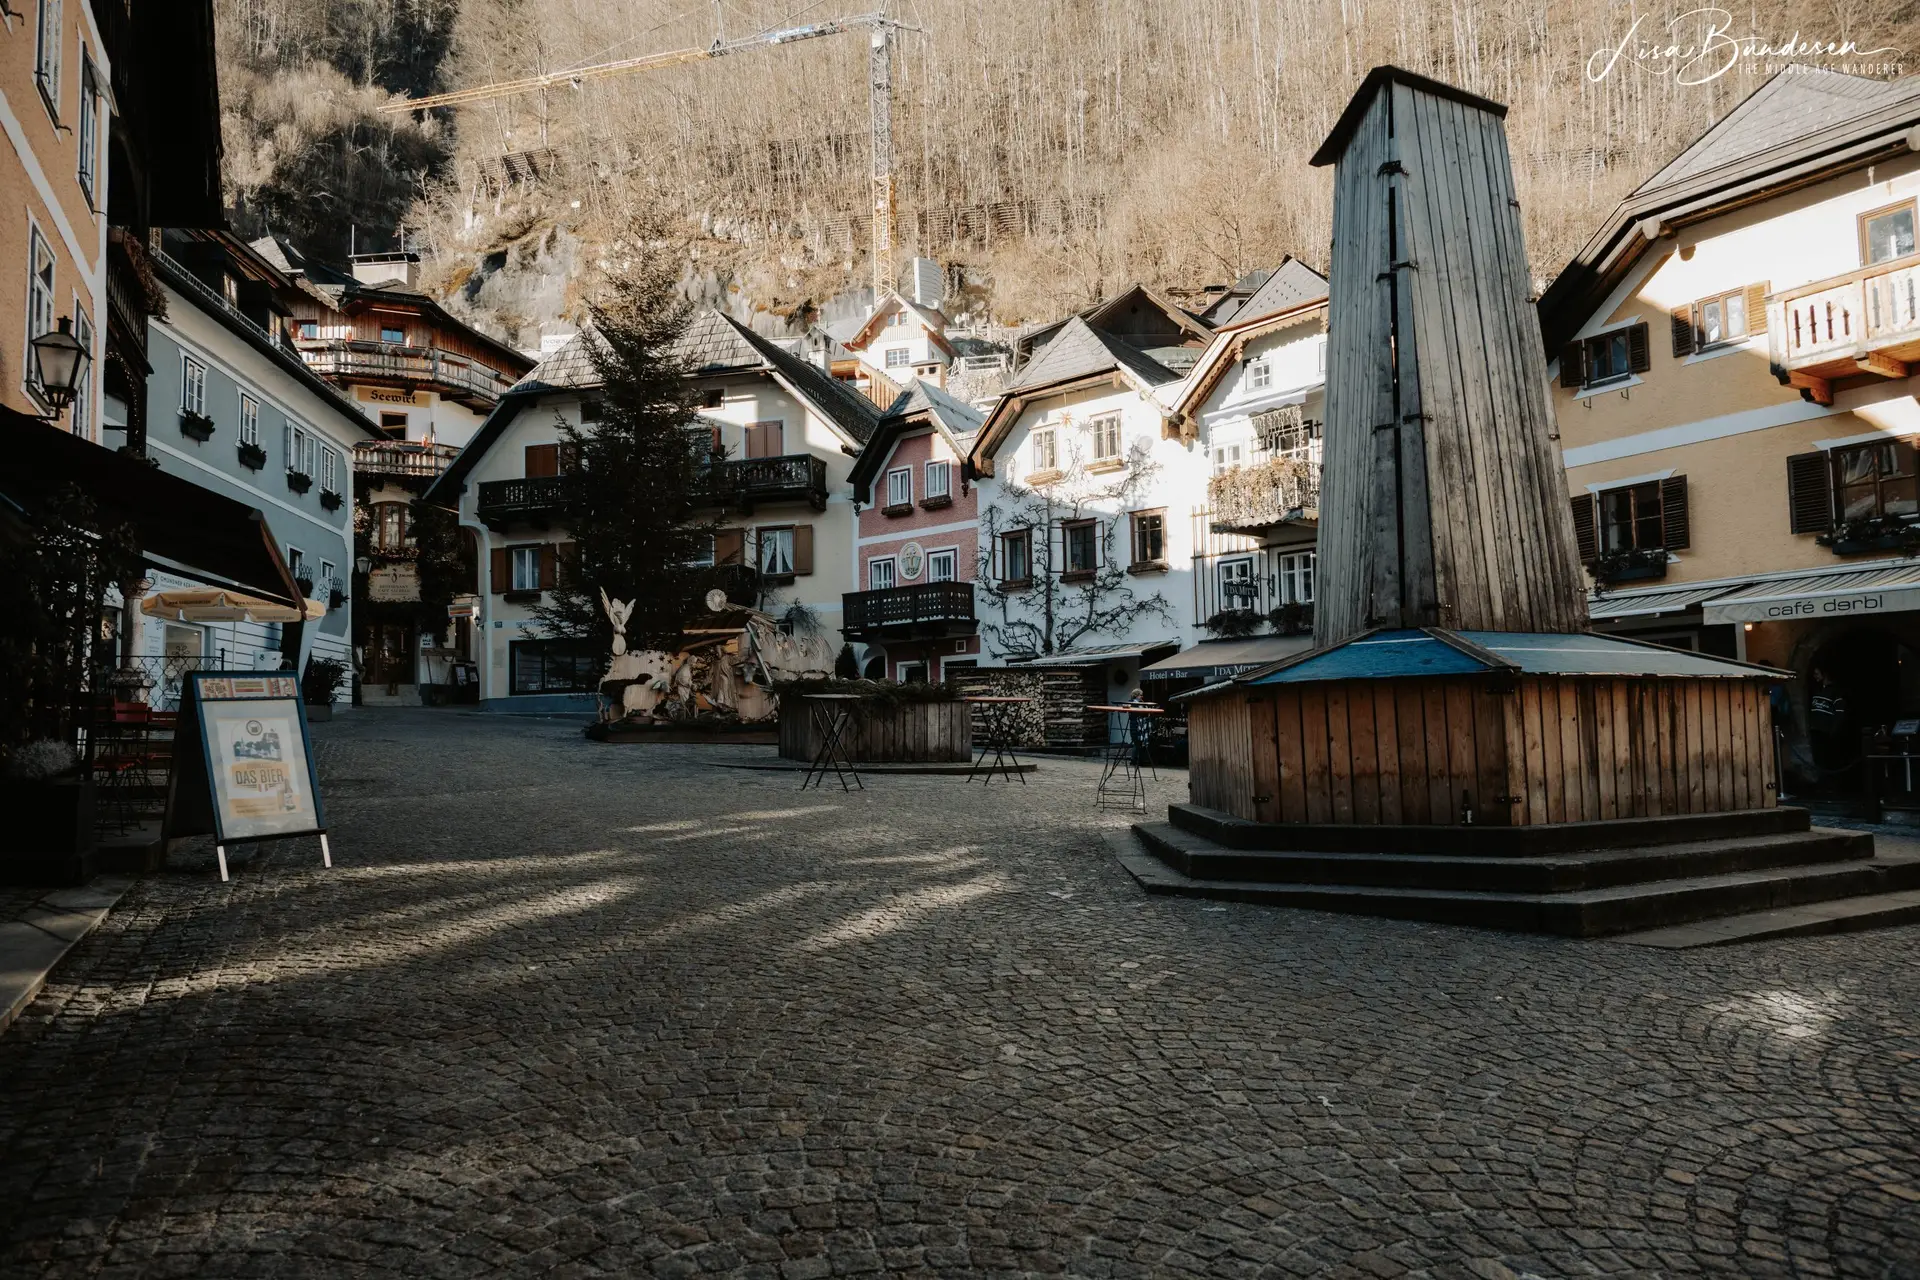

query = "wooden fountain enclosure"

[{"left": 1122, "top": 69, "right": 1920, "bottom": 939}]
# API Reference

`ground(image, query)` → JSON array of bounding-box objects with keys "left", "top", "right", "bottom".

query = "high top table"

[
  {"left": 1088, "top": 703, "right": 1165, "bottom": 813},
  {"left": 800, "top": 693, "right": 865, "bottom": 791},
  {"left": 962, "top": 696, "right": 1032, "bottom": 785}
]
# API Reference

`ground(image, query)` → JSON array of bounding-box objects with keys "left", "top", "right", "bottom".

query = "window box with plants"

[
  {"left": 302, "top": 656, "right": 348, "bottom": 722},
  {"left": 286, "top": 470, "right": 313, "bottom": 495},
  {"left": 320, "top": 488, "right": 344, "bottom": 512},
  {"left": 179, "top": 410, "right": 215, "bottom": 442},
  {"left": 1203, "top": 609, "right": 1265, "bottom": 638},
  {"left": 294, "top": 574, "right": 316, "bottom": 600},
  {"left": 1818, "top": 514, "right": 1920, "bottom": 557},
  {"left": 1587, "top": 545, "right": 1670, "bottom": 585},
  {"left": 919, "top": 494, "right": 952, "bottom": 511},
  {"left": 236, "top": 439, "right": 267, "bottom": 470}
]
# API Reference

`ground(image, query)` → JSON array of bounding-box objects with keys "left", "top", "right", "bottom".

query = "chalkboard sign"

[{"left": 165, "top": 672, "right": 333, "bottom": 882}]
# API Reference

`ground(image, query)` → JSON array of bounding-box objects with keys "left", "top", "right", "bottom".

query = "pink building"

[{"left": 843, "top": 381, "right": 985, "bottom": 681}]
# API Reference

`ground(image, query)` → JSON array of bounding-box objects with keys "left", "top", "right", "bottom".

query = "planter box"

[
  {"left": 1594, "top": 561, "right": 1668, "bottom": 585},
  {"left": 0, "top": 778, "right": 96, "bottom": 886},
  {"left": 237, "top": 441, "right": 267, "bottom": 470},
  {"left": 320, "top": 489, "right": 344, "bottom": 512},
  {"left": 179, "top": 412, "right": 215, "bottom": 442},
  {"left": 287, "top": 470, "right": 313, "bottom": 495},
  {"left": 778, "top": 698, "right": 972, "bottom": 763},
  {"left": 1830, "top": 533, "right": 1911, "bottom": 556}
]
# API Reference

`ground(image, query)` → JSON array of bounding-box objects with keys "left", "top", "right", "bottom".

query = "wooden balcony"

[
  {"left": 1207, "top": 456, "right": 1322, "bottom": 534},
  {"left": 477, "top": 475, "right": 567, "bottom": 530},
  {"left": 1770, "top": 252, "right": 1920, "bottom": 404},
  {"left": 355, "top": 440, "right": 459, "bottom": 480},
  {"left": 709, "top": 454, "right": 829, "bottom": 512},
  {"left": 297, "top": 339, "right": 516, "bottom": 410},
  {"left": 841, "top": 582, "right": 977, "bottom": 642}
]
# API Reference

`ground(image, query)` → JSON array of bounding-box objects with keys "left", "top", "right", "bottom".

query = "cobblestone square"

[{"left": 0, "top": 710, "right": 1915, "bottom": 1278}]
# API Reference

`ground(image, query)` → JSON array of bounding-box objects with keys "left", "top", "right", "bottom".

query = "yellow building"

[{"left": 1539, "top": 70, "right": 1920, "bottom": 797}]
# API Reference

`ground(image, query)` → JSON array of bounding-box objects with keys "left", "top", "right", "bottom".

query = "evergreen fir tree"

[{"left": 535, "top": 226, "right": 715, "bottom": 653}]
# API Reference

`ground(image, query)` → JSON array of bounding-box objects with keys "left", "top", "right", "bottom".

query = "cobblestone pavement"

[{"left": 1, "top": 709, "right": 1916, "bottom": 1279}]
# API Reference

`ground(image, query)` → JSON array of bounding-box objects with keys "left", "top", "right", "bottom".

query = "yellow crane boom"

[{"left": 381, "top": 11, "right": 912, "bottom": 296}]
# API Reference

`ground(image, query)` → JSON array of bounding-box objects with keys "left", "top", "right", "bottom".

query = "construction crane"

[{"left": 381, "top": 11, "right": 915, "bottom": 297}]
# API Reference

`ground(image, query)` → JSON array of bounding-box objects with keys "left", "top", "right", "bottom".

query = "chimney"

[{"left": 349, "top": 251, "right": 420, "bottom": 290}]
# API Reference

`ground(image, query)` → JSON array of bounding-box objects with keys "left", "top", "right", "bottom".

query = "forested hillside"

[{"left": 214, "top": 0, "right": 1920, "bottom": 342}]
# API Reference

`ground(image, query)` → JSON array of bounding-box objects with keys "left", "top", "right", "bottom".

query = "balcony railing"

[
  {"left": 1207, "top": 455, "right": 1322, "bottom": 534},
  {"left": 355, "top": 439, "right": 460, "bottom": 479},
  {"left": 477, "top": 475, "right": 568, "bottom": 527},
  {"left": 1770, "top": 251, "right": 1920, "bottom": 397},
  {"left": 708, "top": 454, "right": 829, "bottom": 511},
  {"left": 297, "top": 340, "right": 515, "bottom": 407},
  {"left": 842, "top": 582, "right": 977, "bottom": 640}
]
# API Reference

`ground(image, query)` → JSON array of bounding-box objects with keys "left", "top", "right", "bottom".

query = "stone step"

[
  {"left": 1109, "top": 830, "right": 1920, "bottom": 938},
  {"left": 1608, "top": 889, "right": 1920, "bottom": 948},
  {"left": 1166, "top": 802, "right": 1812, "bottom": 856},
  {"left": 1133, "top": 821, "right": 1873, "bottom": 893}
]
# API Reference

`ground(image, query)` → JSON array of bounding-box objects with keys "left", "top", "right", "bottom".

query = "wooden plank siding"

[
  {"left": 1184, "top": 676, "right": 1777, "bottom": 824},
  {"left": 778, "top": 700, "right": 972, "bottom": 763}
]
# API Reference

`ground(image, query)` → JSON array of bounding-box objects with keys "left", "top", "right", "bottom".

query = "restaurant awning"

[
  {"left": 2, "top": 407, "right": 301, "bottom": 609},
  {"left": 1006, "top": 641, "right": 1180, "bottom": 668},
  {"left": 1700, "top": 564, "right": 1920, "bottom": 625},
  {"left": 1140, "top": 634, "right": 1316, "bottom": 680},
  {"left": 142, "top": 589, "right": 324, "bottom": 624},
  {"left": 1588, "top": 583, "right": 1739, "bottom": 620}
]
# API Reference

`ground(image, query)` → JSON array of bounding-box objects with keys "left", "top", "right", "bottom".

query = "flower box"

[
  {"left": 286, "top": 470, "right": 313, "bottom": 495},
  {"left": 881, "top": 502, "right": 914, "bottom": 517},
  {"left": 919, "top": 494, "right": 952, "bottom": 510},
  {"left": 320, "top": 489, "right": 344, "bottom": 512},
  {"left": 179, "top": 411, "right": 215, "bottom": 442},
  {"left": 236, "top": 440, "right": 267, "bottom": 470}
]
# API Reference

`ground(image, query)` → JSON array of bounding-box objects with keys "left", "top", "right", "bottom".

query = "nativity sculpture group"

[{"left": 595, "top": 587, "right": 834, "bottom": 725}]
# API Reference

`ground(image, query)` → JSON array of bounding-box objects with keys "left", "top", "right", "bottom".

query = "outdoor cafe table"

[
  {"left": 1088, "top": 703, "right": 1165, "bottom": 812},
  {"left": 800, "top": 693, "right": 864, "bottom": 792},
  {"left": 962, "top": 696, "right": 1032, "bottom": 784}
]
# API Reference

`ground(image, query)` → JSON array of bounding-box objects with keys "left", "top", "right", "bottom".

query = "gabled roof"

[
  {"left": 847, "top": 377, "right": 986, "bottom": 500},
  {"left": 969, "top": 317, "right": 1180, "bottom": 473},
  {"left": 673, "top": 308, "right": 763, "bottom": 373},
  {"left": 719, "top": 315, "right": 881, "bottom": 445},
  {"left": 1017, "top": 282, "right": 1214, "bottom": 360},
  {"left": 1233, "top": 259, "right": 1329, "bottom": 326},
  {"left": 1169, "top": 293, "right": 1331, "bottom": 419},
  {"left": 1537, "top": 68, "right": 1920, "bottom": 353},
  {"left": 1310, "top": 65, "right": 1507, "bottom": 167},
  {"left": 845, "top": 292, "right": 955, "bottom": 355},
  {"left": 511, "top": 330, "right": 602, "bottom": 394}
]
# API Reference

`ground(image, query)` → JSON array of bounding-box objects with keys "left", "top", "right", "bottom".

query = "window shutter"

[
  {"left": 792, "top": 524, "right": 814, "bottom": 575},
  {"left": 539, "top": 545, "right": 558, "bottom": 590},
  {"left": 1660, "top": 475, "right": 1690, "bottom": 550},
  {"left": 1744, "top": 281, "right": 1769, "bottom": 334},
  {"left": 1786, "top": 451, "right": 1834, "bottom": 534},
  {"left": 714, "top": 528, "right": 744, "bottom": 565},
  {"left": 490, "top": 547, "right": 509, "bottom": 593},
  {"left": 525, "top": 444, "right": 560, "bottom": 477},
  {"left": 1570, "top": 494, "right": 1597, "bottom": 562},
  {"left": 1627, "top": 321, "right": 1651, "bottom": 373},
  {"left": 1558, "top": 341, "right": 1584, "bottom": 388},
  {"left": 1670, "top": 306, "right": 1695, "bottom": 358}
]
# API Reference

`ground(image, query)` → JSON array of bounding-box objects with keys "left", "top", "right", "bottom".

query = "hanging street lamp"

[{"left": 29, "top": 316, "right": 89, "bottom": 419}]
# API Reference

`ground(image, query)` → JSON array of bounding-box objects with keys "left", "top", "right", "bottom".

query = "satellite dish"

[{"left": 706, "top": 589, "right": 729, "bottom": 612}]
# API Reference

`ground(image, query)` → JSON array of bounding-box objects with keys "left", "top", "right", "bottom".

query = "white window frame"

[
  {"left": 869, "top": 557, "right": 897, "bottom": 590},
  {"left": 69, "top": 302, "right": 91, "bottom": 437},
  {"left": 285, "top": 422, "right": 312, "bottom": 476},
  {"left": 1278, "top": 550, "right": 1316, "bottom": 605},
  {"left": 25, "top": 223, "right": 55, "bottom": 402},
  {"left": 926, "top": 548, "right": 957, "bottom": 582},
  {"left": 320, "top": 446, "right": 340, "bottom": 494},
  {"left": 238, "top": 393, "right": 260, "bottom": 445},
  {"left": 34, "top": 0, "right": 62, "bottom": 121},
  {"left": 180, "top": 355, "right": 207, "bottom": 417},
  {"left": 510, "top": 546, "right": 541, "bottom": 592},
  {"left": 1212, "top": 441, "right": 1244, "bottom": 475},
  {"left": 1032, "top": 428, "right": 1057, "bottom": 473},
  {"left": 1091, "top": 412, "right": 1122, "bottom": 461},
  {"left": 758, "top": 527, "right": 796, "bottom": 577},
  {"left": 924, "top": 460, "right": 951, "bottom": 499},
  {"left": 884, "top": 346, "right": 911, "bottom": 369},
  {"left": 286, "top": 546, "right": 307, "bottom": 582},
  {"left": 886, "top": 467, "right": 913, "bottom": 507},
  {"left": 1247, "top": 359, "right": 1272, "bottom": 392},
  {"left": 319, "top": 560, "right": 337, "bottom": 598},
  {"left": 77, "top": 53, "right": 100, "bottom": 210},
  {"left": 1220, "top": 556, "right": 1255, "bottom": 604}
]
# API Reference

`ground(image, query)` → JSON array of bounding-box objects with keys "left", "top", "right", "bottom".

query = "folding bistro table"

[
  {"left": 1088, "top": 703, "right": 1164, "bottom": 812},
  {"left": 801, "top": 693, "right": 864, "bottom": 791},
  {"left": 962, "top": 695, "right": 1031, "bottom": 784}
]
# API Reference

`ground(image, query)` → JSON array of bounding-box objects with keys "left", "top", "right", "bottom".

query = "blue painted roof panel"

[
  {"left": 1248, "top": 631, "right": 1486, "bottom": 684},
  {"left": 1465, "top": 631, "right": 1773, "bottom": 679}
]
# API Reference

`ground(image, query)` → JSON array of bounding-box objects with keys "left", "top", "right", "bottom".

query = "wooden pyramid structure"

[{"left": 1122, "top": 69, "right": 1920, "bottom": 941}]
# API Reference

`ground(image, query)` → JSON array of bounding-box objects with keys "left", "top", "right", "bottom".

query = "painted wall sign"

[
  {"left": 165, "top": 672, "right": 333, "bottom": 882},
  {"left": 367, "top": 564, "right": 421, "bottom": 602},
  {"left": 366, "top": 388, "right": 426, "bottom": 405},
  {"left": 899, "top": 542, "right": 925, "bottom": 580},
  {"left": 1703, "top": 583, "right": 1920, "bottom": 625}
]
